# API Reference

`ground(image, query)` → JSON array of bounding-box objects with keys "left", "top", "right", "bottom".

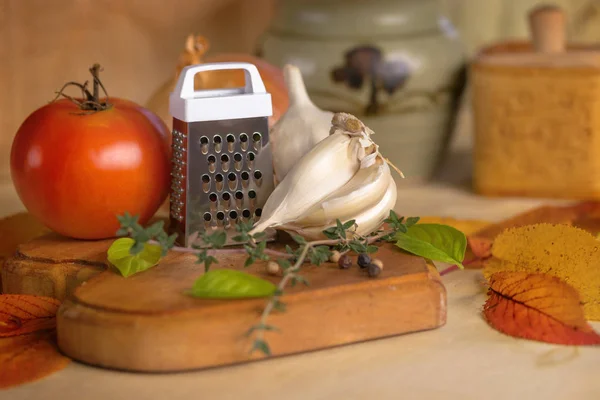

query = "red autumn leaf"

[
  {"left": 483, "top": 271, "right": 600, "bottom": 345},
  {"left": 0, "top": 295, "right": 61, "bottom": 337},
  {"left": 0, "top": 330, "right": 70, "bottom": 389}
]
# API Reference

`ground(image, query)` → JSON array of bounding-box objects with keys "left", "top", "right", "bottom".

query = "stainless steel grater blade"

[{"left": 168, "top": 62, "right": 276, "bottom": 248}]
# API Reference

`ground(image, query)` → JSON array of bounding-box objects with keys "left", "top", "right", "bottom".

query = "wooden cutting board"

[{"left": 3, "top": 233, "right": 446, "bottom": 372}]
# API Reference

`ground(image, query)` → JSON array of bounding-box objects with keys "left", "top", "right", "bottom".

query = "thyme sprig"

[{"left": 114, "top": 210, "right": 417, "bottom": 356}]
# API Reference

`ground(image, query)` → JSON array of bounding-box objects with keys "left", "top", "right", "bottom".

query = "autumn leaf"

[
  {"left": 484, "top": 271, "right": 600, "bottom": 345},
  {"left": 464, "top": 204, "right": 591, "bottom": 268},
  {"left": 0, "top": 295, "right": 61, "bottom": 337},
  {"left": 484, "top": 223, "right": 600, "bottom": 320},
  {"left": 0, "top": 330, "right": 70, "bottom": 389}
]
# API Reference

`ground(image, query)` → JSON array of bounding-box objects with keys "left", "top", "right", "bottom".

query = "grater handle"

[{"left": 175, "top": 62, "right": 267, "bottom": 100}]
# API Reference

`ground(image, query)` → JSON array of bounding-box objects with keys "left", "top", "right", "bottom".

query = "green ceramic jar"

[{"left": 258, "top": 0, "right": 466, "bottom": 182}]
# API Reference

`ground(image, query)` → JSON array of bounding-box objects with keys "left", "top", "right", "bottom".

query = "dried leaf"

[
  {"left": 484, "top": 224, "right": 600, "bottom": 320},
  {"left": 0, "top": 295, "right": 61, "bottom": 337},
  {"left": 0, "top": 330, "right": 70, "bottom": 389},
  {"left": 464, "top": 204, "right": 588, "bottom": 268},
  {"left": 484, "top": 271, "right": 600, "bottom": 345}
]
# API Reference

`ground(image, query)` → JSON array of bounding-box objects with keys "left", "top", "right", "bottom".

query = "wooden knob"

[{"left": 528, "top": 5, "right": 566, "bottom": 54}]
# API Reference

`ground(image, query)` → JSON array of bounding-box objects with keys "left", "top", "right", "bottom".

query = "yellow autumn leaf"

[{"left": 484, "top": 223, "right": 600, "bottom": 320}]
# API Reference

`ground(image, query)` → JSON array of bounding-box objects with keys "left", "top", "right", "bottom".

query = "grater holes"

[
  {"left": 248, "top": 189, "right": 257, "bottom": 208},
  {"left": 203, "top": 212, "right": 212, "bottom": 229},
  {"left": 222, "top": 192, "right": 232, "bottom": 210},
  {"left": 235, "top": 190, "right": 244, "bottom": 209},
  {"left": 227, "top": 172, "right": 237, "bottom": 191},
  {"left": 253, "top": 170, "right": 263, "bottom": 187},
  {"left": 240, "top": 133, "right": 249, "bottom": 151},
  {"left": 226, "top": 134, "right": 235, "bottom": 152},
  {"left": 209, "top": 192, "right": 218, "bottom": 212},
  {"left": 229, "top": 210, "right": 238, "bottom": 223},
  {"left": 216, "top": 211, "right": 226, "bottom": 228},
  {"left": 200, "top": 136, "right": 209, "bottom": 154},
  {"left": 201, "top": 174, "right": 211, "bottom": 193},
  {"left": 220, "top": 153, "right": 230, "bottom": 172},
  {"left": 215, "top": 173, "right": 224, "bottom": 191},
  {"left": 213, "top": 135, "right": 222, "bottom": 153},
  {"left": 247, "top": 152, "right": 255, "bottom": 169},
  {"left": 207, "top": 154, "right": 216, "bottom": 173},
  {"left": 242, "top": 209, "right": 251, "bottom": 221},
  {"left": 254, "top": 208, "right": 263, "bottom": 219},
  {"left": 233, "top": 153, "right": 243, "bottom": 171},
  {"left": 252, "top": 132, "right": 262, "bottom": 151},
  {"left": 241, "top": 171, "right": 250, "bottom": 188}
]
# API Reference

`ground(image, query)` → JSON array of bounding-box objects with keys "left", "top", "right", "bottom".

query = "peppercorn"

[
  {"left": 357, "top": 253, "right": 371, "bottom": 269},
  {"left": 338, "top": 254, "right": 352, "bottom": 269},
  {"left": 367, "top": 263, "right": 381, "bottom": 278},
  {"left": 371, "top": 258, "right": 384, "bottom": 270},
  {"left": 266, "top": 261, "right": 280, "bottom": 275},
  {"left": 329, "top": 250, "right": 341, "bottom": 263}
]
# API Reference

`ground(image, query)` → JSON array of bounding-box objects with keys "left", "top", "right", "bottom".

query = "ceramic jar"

[{"left": 258, "top": 0, "right": 466, "bottom": 182}]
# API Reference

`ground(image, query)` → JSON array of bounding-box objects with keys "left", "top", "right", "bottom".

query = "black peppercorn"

[
  {"left": 338, "top": 254, "right": 352, "bottom": 269},
  {"left": 367, "top": 263, "right": 381, "bottom": 278},
  {"left": 357, "top": 253, "right": 371, "bottom": 269}
]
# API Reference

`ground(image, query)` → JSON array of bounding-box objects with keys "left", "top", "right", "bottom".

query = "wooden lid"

[{"left": 475, "top": 5, "right": 600, "bottom": 68}]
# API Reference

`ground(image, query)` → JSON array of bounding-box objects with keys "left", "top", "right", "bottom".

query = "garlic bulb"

[
  {"left": 270, "top": 64, "right": 333, "bottom": 185},
  {"left": 250, "top": 112, "right": 390, "bottom": 236},
  {"left": 284, "top": 176, "right": 398, "bottom": 241}
]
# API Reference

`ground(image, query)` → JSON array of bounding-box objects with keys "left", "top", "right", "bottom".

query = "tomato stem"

[{"left": 52, "top": 64, "right": 112, "bottom": 113}]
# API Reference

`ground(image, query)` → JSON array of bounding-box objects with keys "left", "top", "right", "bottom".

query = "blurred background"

[{"left": 2, "top": 0, "right": 600, "bottom": 187}]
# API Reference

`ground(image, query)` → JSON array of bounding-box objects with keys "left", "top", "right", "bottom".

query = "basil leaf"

[
  {"left": 188, "top": 269, "right": 277, "bottom": 299},
  {"left": 107, "top": 238, "right": 162, "bottom": 277},
  {"left": 395, "top": 223, "right": 466, "bottom": 268}
]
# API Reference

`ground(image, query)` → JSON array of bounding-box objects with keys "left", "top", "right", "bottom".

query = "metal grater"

[{"left": 168, "top": 62, "right": 276, "bottom": 247}]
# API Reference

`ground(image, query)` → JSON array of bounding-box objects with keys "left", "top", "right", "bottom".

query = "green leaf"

[
  {"left": 250, "top": 339, "right": 271, "bottom": 356},
  {"left": 291, "top": 275, "right": 310, "bottom": 287},
  {"left": 232, "top": 233, "right": 249, "bottom": 242},
  {"left": 277, "top": 259, "right": 291, "bottom": 271},
  {"left": 397, "top": 224, "right": 408, "bottom": 234},
  {"left": 308, "top": 246, "right": 332, "bottom": 266},
  {"left": 245, "top": 323, "right": 279, "bottom": 337},
  {"left": 203, "top": 255, "right": 218, "bottom": 272},
  {"left": 394, "top": 224, "right": 467, "bottom": 268},
  {"left": 244, "top": 256, "right": 255, "bottom": 268},
  {"left": 188, "top": 269, "right": 277, "bottom": 299},
  {"left": 206, "top": 231, "right": 227, "bottom": 248},
  {"left": 252, "top": 232, "right": 266, "bottom": 240},
  {"left": 366, "top": 245, "right": 379, "bottom": 254},
  {"left": 273, "top": 299, "right": 287, "bottom": 312},
  {"left": 107, "top": 238, "right": 162, "bottom": 277},
  {"left": 348, "top": 241, "right": 366, "bottom": 254},
  {"left": 405, "top": 216, "right": 420, "bottom": 227},
  {"left": 291, "top": 234, "right": 306, "bottom": 245},
  {"left": 342, "top": 219, "right": 356, "bottom": 230}
]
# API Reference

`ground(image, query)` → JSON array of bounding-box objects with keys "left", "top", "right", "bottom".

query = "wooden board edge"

[{"left": 57, "top": 269, "right": 446, "bottom": 372}]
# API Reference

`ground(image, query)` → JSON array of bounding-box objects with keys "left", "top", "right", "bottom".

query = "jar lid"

[
  {"left": 269, "top": 0, "right": 446, "bottom": 39},
  {"left": 475, "top": 6, "right": 600, "bottom": 68}
]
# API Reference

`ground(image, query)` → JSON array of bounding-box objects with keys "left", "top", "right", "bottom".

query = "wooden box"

[{"left": 471, "top": 6, "right": 600, "bottom": 199}]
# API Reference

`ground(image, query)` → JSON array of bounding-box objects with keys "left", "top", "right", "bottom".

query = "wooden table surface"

[{"left": 1, "top": 123, "right": 599, "bottom": 400}]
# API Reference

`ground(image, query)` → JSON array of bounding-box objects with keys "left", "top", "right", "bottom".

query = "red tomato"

[{"left": 10, "top": 98, "right": 171, "bottom": 240}]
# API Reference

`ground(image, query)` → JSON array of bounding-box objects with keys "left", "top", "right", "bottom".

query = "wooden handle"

[{"left": 528, "top": 5, "right": 566, "bottom": 54}]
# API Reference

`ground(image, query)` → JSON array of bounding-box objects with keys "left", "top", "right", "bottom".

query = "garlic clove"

[
  {"left": 249, "top": 132, "right": 363, "bottom": 235},
  {"left": 283, "top": 176, "right": 398, "bottom": 241},
  {"left": 270, "top": 64, "right": 333, "bottom": 185},
  {"left": 290, "top": 158, "right": 391, "bottom": 228}
]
